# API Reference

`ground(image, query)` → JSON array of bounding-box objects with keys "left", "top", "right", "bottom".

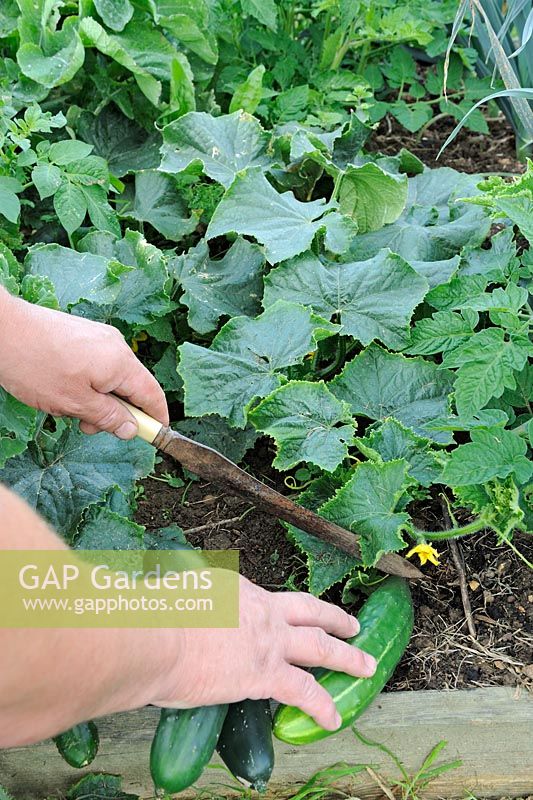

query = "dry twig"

[{"left": 440, "top": 499, "right": 477, "bottom": 639}]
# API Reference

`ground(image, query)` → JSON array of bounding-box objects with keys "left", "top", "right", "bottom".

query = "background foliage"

[{"left": 0, "top": 0, "right": 532, "bottom": 590}]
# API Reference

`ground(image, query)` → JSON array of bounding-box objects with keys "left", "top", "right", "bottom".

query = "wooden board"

[{"left": 1, "top": 687, "right": 532, "bottom": 799}]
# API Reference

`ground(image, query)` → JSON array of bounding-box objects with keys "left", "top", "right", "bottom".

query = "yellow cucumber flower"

[{"left": 406, "top": 542, "right": 440, "bottom": 567}]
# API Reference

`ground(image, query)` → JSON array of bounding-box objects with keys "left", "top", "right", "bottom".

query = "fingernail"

[
  {"left": 333, "top": 711, "right": 342, "bottom": 729},
  {"left": 363, "top": 652, "right": 377, "bottom": 676},
  {"left": 115, "top": 421, "right": 138, "bottom": 440},
  {"left": 350, "top": 616, "right": 360, "bottom": 635}
]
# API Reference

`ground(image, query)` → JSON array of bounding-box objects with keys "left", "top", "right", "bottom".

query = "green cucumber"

[
  {"left": 150, "top": 704, "right": 228, "bottom": 793},
  {"left": 53, "top": 721, "right": 99, "bottom": 768},
  {"left": 216, "top": 699, "right": 274, "bottom": 792},
  {"left": 273, "top": 577, "right": 413, "bottom": 745}
]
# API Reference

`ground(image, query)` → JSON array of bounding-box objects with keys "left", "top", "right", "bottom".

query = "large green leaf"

[
  {"left": 207, "top": 167, "right": 357, "bottom": 263},
  {"left": 263, "top": 250, "right": 428, "bottom": 349},
  {"left": 170, "top": 237, "right": 265, "bottom": 333},
  {"left": 160, "top": 111, "right": 271, "bottom": 188},
  {"left": 336, "top": 163, "right": 408, "bottom": 233},
  {"left": 78, "top": 230, "right": 175, "bottom": 324},
  {"left": 354, "top": 418, "right": 445, "bottom": 487},
  {"left": 175, "top": 416, "right": 258, "bottom": 464},
  {"left": 348, "top": 168, "right": 490, "bottom": 262},
  {"left": 441, "top": 328, "right": 533, "bottom": 417},
  {"left": 76, "top": 106, "right": 161, "bottom": 177},
  {"left": 442, "top": 428, "right": 533, "bottom": 486},
  {"left": 320, "top": 460, "right": 412, "bottom": 566},
  {"left": 156, "top": 13, "right": 217, "bottom": 64},
  {"left": 409, "top": 255, "right": 460, "bottom": 289},
  {"left": 330, "top": 344, "right": 454, "bottom": 444},
  {"left": 75, "top": 507, "right": 144, "bottom": 549},
  {"left": 249, "top": 381, "right": 355, "bottom": 472},
  {"left": 24, "top": 244, "right": 116, "bottom": 308},
  {"left": 94, "top": 0, "right": 134, "bottom": 32},
  {"left": 26, "top": 232, "right": 174, "bottom": 325},
  {"left": 119, "top": 170, "right": 199, "bottom": 241},
  {"left": 241, "top": 0, "right": 278, "bottom": 30},
  {"left": 17, "top": 17, "right": 85, "bottom": 88},
  {"left": 79, "top": 17, "right": 161, "bottom": 105},
  {"left": 0, "top": 421, "right": 154, "bottom": 538},
  {"left": 178, "top": 301, "right": 338, "bottom": 426}
]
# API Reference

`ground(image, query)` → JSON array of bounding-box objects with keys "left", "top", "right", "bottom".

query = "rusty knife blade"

[{"left": 152, "top": 426, "right": 422, "bottom": 580}]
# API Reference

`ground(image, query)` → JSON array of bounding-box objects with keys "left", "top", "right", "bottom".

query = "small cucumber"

[
  {"left": 273, "top": 577, "right": 413, "bottom": 745},
  {"left": 53, "top": 721, "right": 99, "bottom": 768},
  {"left": 217, "top": 699, "right": 274, "bottom": 792},
  {"left": 150, "top": 704, "right": 228, "bottom": 793}
]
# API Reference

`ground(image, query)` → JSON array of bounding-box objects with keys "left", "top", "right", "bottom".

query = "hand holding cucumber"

[{"left": 150, "top": 574, "right": 376, "bottom": 733}]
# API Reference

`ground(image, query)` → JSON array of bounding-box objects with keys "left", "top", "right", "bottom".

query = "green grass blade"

[{"left": 438, "top": 88, "right": 533, "bottom": 157}]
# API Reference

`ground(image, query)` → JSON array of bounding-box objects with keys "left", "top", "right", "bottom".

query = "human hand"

[
  {"left": 151, "top": 575, "right": 376, "bottom": 731},
  {"left": 0, "top": 290, "right": 168, "bottom": 439}
]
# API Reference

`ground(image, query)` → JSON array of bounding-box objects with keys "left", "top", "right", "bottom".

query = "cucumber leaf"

[
  {"left": 355, "top": 418, "right": 445, "bottom": 487},
  {"left": 160, "top": 111, "right": 271, "bottom": 188},
  {"left": 207, "top": 167, "right": 357, "bottom": 263},
  {"left": 170, "top": 237, "right": 265, "bottom": 333},
  {"left": 27, "top": 231, "right": 175, "bottom": 325},
  {"left": 118, "top": 170, "right": 199, "bottom": 242},
  {"left": 336, "top": 163, "right": 408, "bottom": 233},
  {"left": 178, "top": 300, "right": 339, "bottom": 426},
  {"left": 75, "top": 507, "right": 144, "bottom": 549},
  {"left": 320, "top": 460, "right": 413, "bottom": 567},
  {"left": 249, "top": 381, "right": 356, "bottom": 472},
  {"left": 348, "top": 168, "right": 490, "bottom": 261},
  {"left": 263, "top": 250, "right": 428, "bottom": 349},
  {"left": 330, "top": 344, "right": 454, "bottom": 444},
  {"left": 0, "top": 421, "right": 154, "bottom": 538}
]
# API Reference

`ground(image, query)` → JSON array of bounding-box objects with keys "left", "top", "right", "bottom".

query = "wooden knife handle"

[{"left": 115, "top": 398, "right": 163, "bottom": 444}]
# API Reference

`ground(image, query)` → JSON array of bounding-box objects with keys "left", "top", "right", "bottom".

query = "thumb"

[{"left": 80, "top": 392, "right": 139, "bottom": 440}]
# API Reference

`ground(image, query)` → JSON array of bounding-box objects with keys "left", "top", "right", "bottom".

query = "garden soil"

[
  {"left": 136, "top": 443, "right": 533, "bottom": 695},
  {"left": 136, "top": 117, "right": 532, "bottom": 696}
]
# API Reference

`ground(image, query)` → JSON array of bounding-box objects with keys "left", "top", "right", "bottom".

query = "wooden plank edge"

[{"left": 1, "top": 687, "right": 532, "bottom": 799}]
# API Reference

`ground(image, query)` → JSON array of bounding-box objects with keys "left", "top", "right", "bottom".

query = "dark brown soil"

[
  {"left": 371, "top": 115, "right": 526, "bottom": 175},
  {"left": 136, "top": 443, "right": 533, "bottom": 695}
]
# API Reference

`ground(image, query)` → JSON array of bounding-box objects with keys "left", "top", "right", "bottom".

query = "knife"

[{"left": 117, "top": 400, "right": 422, "bottom": 580}]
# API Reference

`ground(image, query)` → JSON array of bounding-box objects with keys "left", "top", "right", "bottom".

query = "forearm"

[{"left": 0, "top": 486, "right": 168, "bottom": 747}]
